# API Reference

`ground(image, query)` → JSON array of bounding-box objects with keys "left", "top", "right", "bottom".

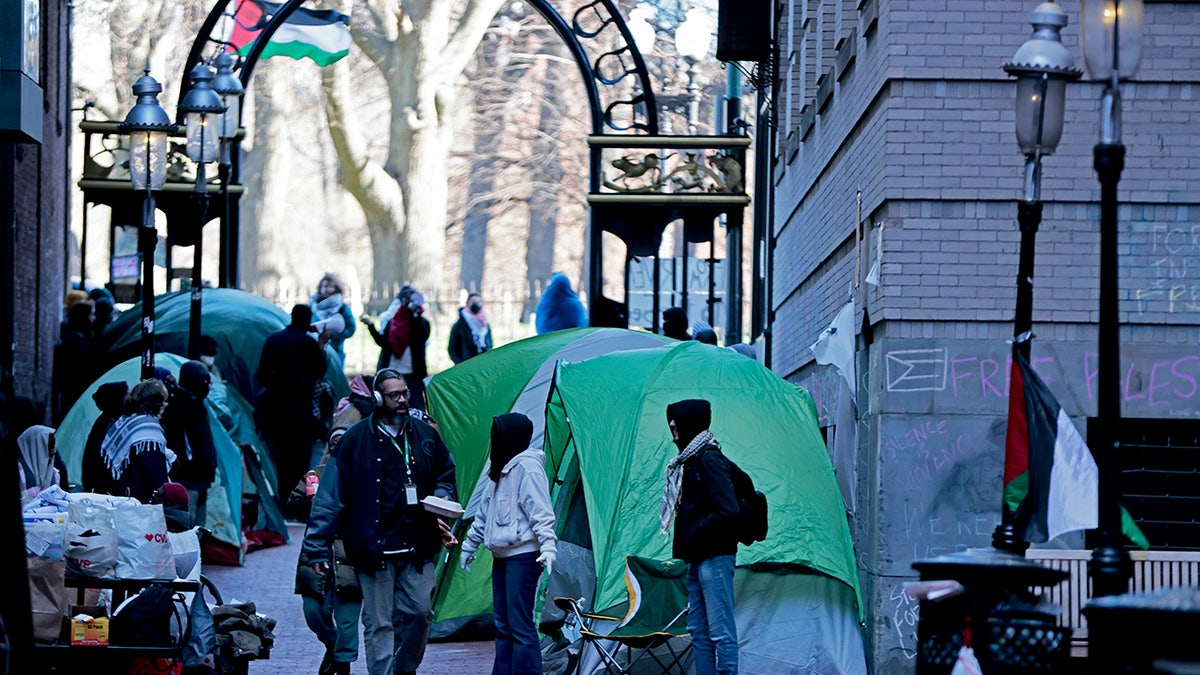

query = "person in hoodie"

[
  {"left": 460, "top": 412, "right": 557, "bottom": 675},
  {"left": 658, "top": 399, "right": 739, "bottom": 675},
  {"left": 165, "top": 361, "right": 218, "bottom": 527},
  {"left": 81, "top": 381, "right": 129, "bottom": 491},
  {"left": 447, "top": 292, "right": 493, "bottom": 364},
  {"left": 534, "top": 273, "right": 587, "bottom": 335}
]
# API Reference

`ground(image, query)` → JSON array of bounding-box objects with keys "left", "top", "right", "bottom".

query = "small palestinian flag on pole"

[
  {"left": 1003, "top": 341, "right": 1100, "bottom": 543},
  {"left": 227, "top": 0, "right": 351, "bottom": 67}
]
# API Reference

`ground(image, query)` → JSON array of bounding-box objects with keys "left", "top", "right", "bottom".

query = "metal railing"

[{"left": 1026, "top": 548, "right": 1200, "bottom": 656}]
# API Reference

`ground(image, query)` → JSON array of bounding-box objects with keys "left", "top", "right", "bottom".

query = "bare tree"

[{"left": 321, "top": 0, "right": 509, "bottom": 297}]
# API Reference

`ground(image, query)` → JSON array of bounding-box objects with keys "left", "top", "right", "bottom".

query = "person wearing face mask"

[
  {"left": 165, "top": 361, "right": 218, "bottom": 527},
  {"left": 196, "top": 335, "right": 236, "bottom": 433},
  {"left": 659, "top": 399, "right": 739, "bottom": 675},
  {"left": 448, "top": 292, "right": 493, "bottom": 365}
]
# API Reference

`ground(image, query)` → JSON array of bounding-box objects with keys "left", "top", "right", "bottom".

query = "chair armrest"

[{"left": 552, "top": 597, "right": 621, "bottom": 622}]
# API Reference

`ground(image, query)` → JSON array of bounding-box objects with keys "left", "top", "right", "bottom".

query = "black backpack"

[
  {"left": 728, "top": 459, "right": 768, "bottom": 545},
  {"left": 110, "top": 583, "right": 187, "bottom": 647}
]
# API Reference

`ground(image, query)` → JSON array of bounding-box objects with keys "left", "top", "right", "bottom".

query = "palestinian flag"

[
  {"left": 1003, "top": 342, "right": 1150, "bottom": 547},
  {"left": 1003, "top": 343, "right": 1100, "bottom": 543},
  {"left": 227, "top": 0, "right": 351, "bottom": 67}
]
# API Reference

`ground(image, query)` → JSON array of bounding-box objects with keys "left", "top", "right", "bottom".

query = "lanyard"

[{"left": 379, "top": 423, "right": 414, "bottom": 481}]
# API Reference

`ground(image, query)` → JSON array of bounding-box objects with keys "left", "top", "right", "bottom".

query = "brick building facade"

[
  {"left": 2, "top": 0, "right": 71, "bottom": 417},
  {"left": 770, "top": 0, "right": 1200, "bottom": 670}
]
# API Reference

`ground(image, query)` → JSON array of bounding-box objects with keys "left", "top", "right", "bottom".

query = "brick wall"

[
  {"left": 9, "top": 0, "right": 70, "bottom": 419},
  {"left": 771, "top": 0, "right": 1200, "bottom": 671}
]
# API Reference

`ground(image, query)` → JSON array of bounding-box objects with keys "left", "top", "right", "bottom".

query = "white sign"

[{"left": 627, "top": 256, "right": 725, "bottom": 331}]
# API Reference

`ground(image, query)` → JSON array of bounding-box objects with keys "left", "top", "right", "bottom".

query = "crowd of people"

[{"left": 12, "top": 272, "right": 757, "bottom": 675}]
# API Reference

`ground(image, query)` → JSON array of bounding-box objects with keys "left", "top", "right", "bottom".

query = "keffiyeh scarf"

[
  {"left": 658, "top": 430, "right": 716, "bottom": 536},
  {"left": 100, "top": 414, "right": 169, "bottom": 480}
]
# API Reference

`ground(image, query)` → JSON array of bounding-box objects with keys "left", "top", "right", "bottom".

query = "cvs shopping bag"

[
  {"left": 64, "top": 500, "right": 118, "bottom": 578},
  {"left": 114, "top": 504, "right": 177, "bottom": 579}
]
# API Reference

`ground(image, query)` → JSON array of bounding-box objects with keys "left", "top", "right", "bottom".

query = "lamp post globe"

[
  {"left": 673, "top": 8, "right": 714, "bottom": 63},
  {"left": 211, "top": 53, "right": 245, "bottom": 142},
  {"left": 1004, "top": 2, "right": 1081, "bottom": 160},
  {"left": 1079, "top": 0, "right": 1144, "bottom": 84},
  {"left": 627, "top": 4, "right": 657, "bottom": 58},
  {"left": 119, "top": 69, "right": 173, "bottom": 192},
  {"left": 178, "top": 65, "right": 226, "bottom": 167},
  {"left": 119, "top": 68, "right": 175, "bottom": 379}
]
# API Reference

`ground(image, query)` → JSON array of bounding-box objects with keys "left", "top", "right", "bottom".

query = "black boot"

[
  {"left": 318, "top": 648, "right": 335, "bottom": 675},
  {"left": 332, "top": 662, "right": 351, "bottom": 675}
]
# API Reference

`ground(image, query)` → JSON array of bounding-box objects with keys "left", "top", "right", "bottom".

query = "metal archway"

[{"left": 180, "top": 0, "right": 747, "bottom": 335}]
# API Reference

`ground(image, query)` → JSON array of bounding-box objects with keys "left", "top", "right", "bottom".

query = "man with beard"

[{"left": 303, "top": 369, "right": 457, "bottom": 675}]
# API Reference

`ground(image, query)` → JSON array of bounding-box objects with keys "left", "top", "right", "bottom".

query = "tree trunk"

[
  {"left": 523, "top": 40, "right": 567, "bottom": 321},
  {"left": 459, "top": 46, "right": 505, "bottom": 293},
  {"left": 319, "top": 0, "right": 505, "bottom": 302},
  {"left": 241, "top": 62, "right": 294, "bottom": 301}
]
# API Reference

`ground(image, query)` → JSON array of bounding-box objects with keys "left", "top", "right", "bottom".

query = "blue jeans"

[
  {"left": 687, "top": 555, "right": 738, "bottom": 675},
  {"left": 492, "top": 551, "right": 543, "bottom": 675}
]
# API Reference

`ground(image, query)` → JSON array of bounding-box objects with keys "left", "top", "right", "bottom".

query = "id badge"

[{"left": 405, "top": 483, "right": 419, "bottom": 506}]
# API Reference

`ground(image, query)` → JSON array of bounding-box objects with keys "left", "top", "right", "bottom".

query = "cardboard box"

[{"left": 69, "top": 604, "right": 109, "bottom": 646}]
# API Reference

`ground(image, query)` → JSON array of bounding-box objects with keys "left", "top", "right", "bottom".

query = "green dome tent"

[
  {"left": 540, "top": 342, "right": 866, "bottom": 673},
  {"left": 425, "top": 328, "right": 674, "bottom": 636},
  {"left": 430, "top": 337, "right": 867, "bottom": 672}
]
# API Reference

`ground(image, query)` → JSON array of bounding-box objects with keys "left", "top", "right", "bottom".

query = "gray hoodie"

[{"left": 463, "top": 448, "right": 558, "bottom": 559}]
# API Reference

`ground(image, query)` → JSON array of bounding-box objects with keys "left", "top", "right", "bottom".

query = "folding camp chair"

[{"left": 555, "top": 556, "right": 692, "bottom": 675}]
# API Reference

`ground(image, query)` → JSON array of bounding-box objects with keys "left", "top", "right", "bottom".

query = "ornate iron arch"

[{"left": 179, "top": 0, "right": 748, "bottom": 337}]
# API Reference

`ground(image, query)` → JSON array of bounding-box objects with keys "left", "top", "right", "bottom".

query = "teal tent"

[
  {"left": 96, "top": 288, "right": 350, "bottom": 407},
  {"left": 54, "top": 354, "right": 276, "bottom": 562}
]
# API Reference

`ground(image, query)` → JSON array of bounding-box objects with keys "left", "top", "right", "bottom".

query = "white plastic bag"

[
  {"left": 114, "top": 504, "right": 176, "bottom": 580},
  {"left": 168, "top": 527, "right": 203, "bottom": 581},
  {"left": 64, "top": 501, "right": 118, "bottom": 577},
  {"left": 950, "top": 645, "right": 982, "bottom": 675}
]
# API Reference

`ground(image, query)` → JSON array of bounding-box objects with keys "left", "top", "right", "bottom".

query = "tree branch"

[
  {"left": 320, "top": 64, "right": 406, "bottom": 231},
  {"left": 441, "top": 0, "right": 508, "bottom": 88}
]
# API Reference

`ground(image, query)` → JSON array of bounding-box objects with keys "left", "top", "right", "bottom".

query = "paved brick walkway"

[{"left": 204, "top": 523, "right": 493, "bottom": 674}]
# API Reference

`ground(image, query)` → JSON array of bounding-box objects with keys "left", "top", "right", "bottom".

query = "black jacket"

[
  {"left": 447, "top": 312, "right": 492, "bottom": 365},
  {"left": 672, "top": 444, "right": 739, "bottom": 563},
  {"left": 367, "top": 313, "right": 431, "bottom": 378},
  {"left": 164, "top": 389, "right": 217, "bottom": 486},
  {"left": 303, "top": 413, "right": 456, "bottom": 569}
]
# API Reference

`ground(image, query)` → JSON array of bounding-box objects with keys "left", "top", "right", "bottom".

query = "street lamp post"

[
  {"left": 177, "top": 64, "right": 226, "bottom": 359},
  {"left": 211, "top": 53, "right": 244, "bottom": 291},
  {"left": 119, "top": 68, "right": 173, "bottom": 380},
  {"left": 1079, "top": 0, "right": 1144, "bottom": 599},
  {"left": 673, "top": 8, "right": 713, "bottom": 136},
  {"left": 993, "top": 2, "right": 1080, "bottom": 554}
]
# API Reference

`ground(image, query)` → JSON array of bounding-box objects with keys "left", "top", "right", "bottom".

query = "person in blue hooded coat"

[{"left": 533, "top": 273, "right": 588, "bottom": 335}]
